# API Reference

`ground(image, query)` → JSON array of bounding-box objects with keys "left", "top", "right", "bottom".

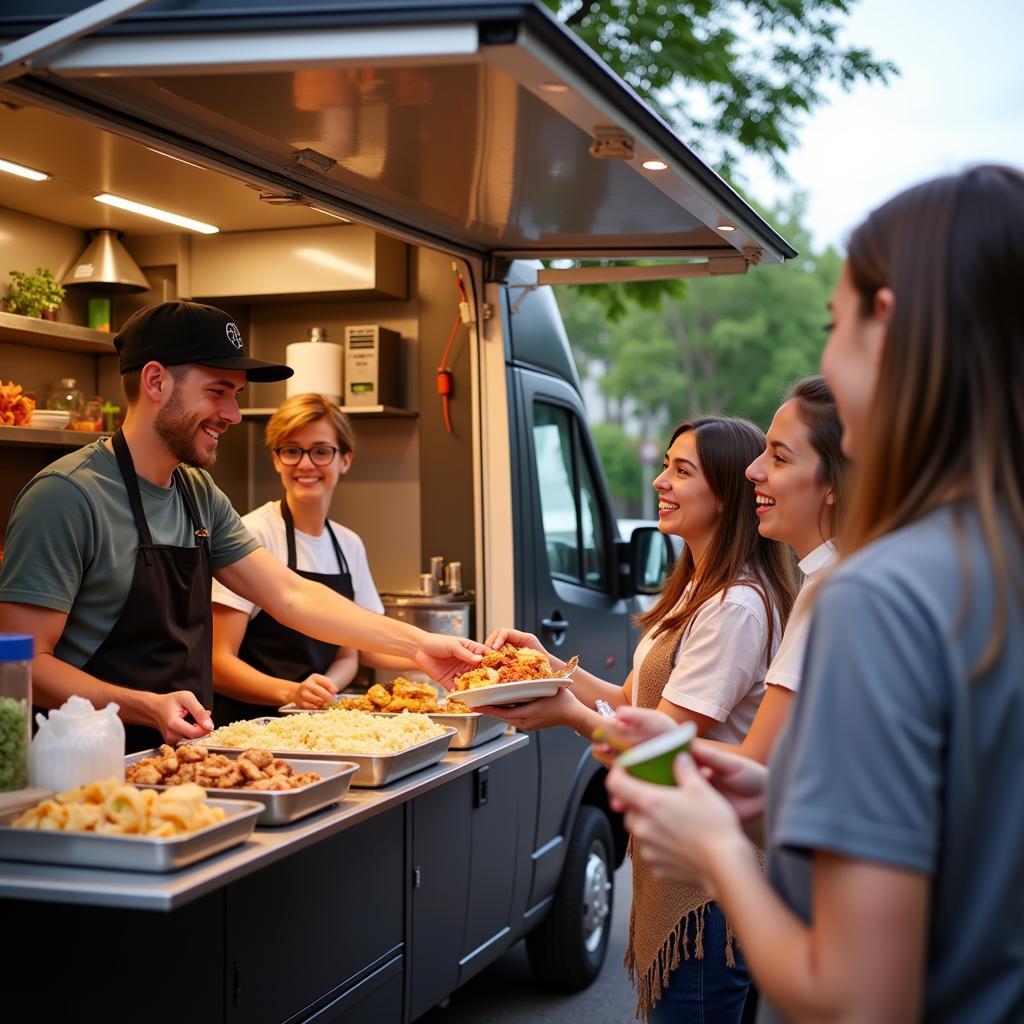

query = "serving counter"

[{"left": 0, "top": 733, "right": 534, "bottom": 1024}]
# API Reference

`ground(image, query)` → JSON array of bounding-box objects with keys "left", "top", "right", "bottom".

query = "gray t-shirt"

[
  {"left": 763, "top": 503, "right": 1024, "bottom": 1024},
  {"left": 0, "top": 439, "right": 258, "bottom": 667}
]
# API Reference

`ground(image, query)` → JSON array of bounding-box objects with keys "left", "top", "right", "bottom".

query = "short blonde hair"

[{"left": 265, "top": 393, "right": 356, "bottom": 456}]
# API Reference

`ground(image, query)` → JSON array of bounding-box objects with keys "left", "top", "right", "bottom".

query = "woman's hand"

[
  {"left": 292, "top": 673, "right": 338, "bottom": 710},
  {"left": 691, "top": 740, "right": 768, "bottom": 825},
  {"left": 483, "top": 627, "right": 558, "bottom": 666},
  {"left": 606, "top": 752, "right": 749, "bottom": 890},
  {"left": 599, "top": 705, "right": 677, "bottom": 748},
  {"left": 475, "top": 687, "right": 584, "bottom": 732}
]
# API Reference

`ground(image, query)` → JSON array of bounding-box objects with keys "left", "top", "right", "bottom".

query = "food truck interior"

[{"left": 0, "top": 4, "right": 794, "bottom": 1021}]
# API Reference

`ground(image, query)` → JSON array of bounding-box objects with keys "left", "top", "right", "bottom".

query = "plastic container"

[
  {"left": 0, "top": 633, "right": 33, "bottom": 792},
  {"left": 46, "top": 378, "right": 84, "bottom": 418},
  {"left": 31, "top": 695, "right": 125, "bottom": 792}
]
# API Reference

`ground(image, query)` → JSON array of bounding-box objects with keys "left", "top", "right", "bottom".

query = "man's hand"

[
  {"left": 146, "top": 691, "right": 214, "bottom": 742},
  {"left": 414, "top": 635, "right": 488, "bottom": 691},
  {"left": 691, "top": 740, "right": 768, "bottom": 828},
  {"left": 483, "top": 627, "right": 561, "bottom": 668},
  {"left": 293, "top": 673, "right": 339, "bottom": 710}
]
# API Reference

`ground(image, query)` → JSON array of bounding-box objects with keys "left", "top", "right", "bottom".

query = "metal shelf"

[
  {"left": 240, "top": 406, "right": 417, "bottom": 421},
  {"left": 0, "top": 311, "right": 116, "bottom": 355},
  {"left": 0, "top": 425, "right": 99, "bottom": 448}
]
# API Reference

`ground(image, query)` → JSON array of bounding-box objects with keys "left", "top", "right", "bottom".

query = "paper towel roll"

[{"left": 286, "top": 341, "right": 343, "bottom": 402}]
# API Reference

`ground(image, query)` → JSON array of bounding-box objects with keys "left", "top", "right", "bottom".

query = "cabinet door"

[
  {"left": 409, "top": 776, "right": 472, "bottom": 1021},
  {"left": 226, "top": 809, "right": 404, "bottom": 1024}
]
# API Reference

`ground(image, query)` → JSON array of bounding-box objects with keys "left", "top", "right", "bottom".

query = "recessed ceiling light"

[
  {"left": 717, "top": 223, "right": 736, "bottom": 232},
  {"left": 94, "top": 193, "right": 219, "bottom": 234},
  {"left": 539, "top": 81, "right": 570, "bottom": 93},
  {"left": 0, "top": 158, "right": 50, "bottom": 182},
  {"left": 642, "top": 159, "right": 668, "bottom": 171}
]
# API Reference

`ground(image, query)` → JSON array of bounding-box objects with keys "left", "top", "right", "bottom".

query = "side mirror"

[{"left": 618, "top": 527, "right": 677, "bottom": 597}]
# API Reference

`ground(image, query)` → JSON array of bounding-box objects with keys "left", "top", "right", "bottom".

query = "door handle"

[{"left": 541, "top": 615, "right": 570, "bottom": 646}]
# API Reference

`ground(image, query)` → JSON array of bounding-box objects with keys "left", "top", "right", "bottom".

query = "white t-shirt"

[
  {"left": 763, "top": 540, "right": 837, "bottom": 692},
  {"left": 631, "top": 578, "right": 782, "bottom": 746},
  {"left": 211, "top": 500, "right": 385, "bottom": 619}
]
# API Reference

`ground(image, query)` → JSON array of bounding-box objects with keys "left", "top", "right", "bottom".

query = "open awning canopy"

[{"left": 0, "top": 1, "right": 796, "bottom": 270}]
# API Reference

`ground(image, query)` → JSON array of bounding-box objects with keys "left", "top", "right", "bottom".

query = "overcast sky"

[{"left": 738, "top": 0, "right": 1024, "bottom": 251}]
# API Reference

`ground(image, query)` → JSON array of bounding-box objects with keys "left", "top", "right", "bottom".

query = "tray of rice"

[{"left": 196, "top": 713, "right": 456, "bottom": 787}]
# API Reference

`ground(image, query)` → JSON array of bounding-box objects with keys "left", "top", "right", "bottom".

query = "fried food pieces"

[
  {"left": 454, "top": 644, "right": 552, "bottom": 691},
  {"left": 335, "top": 678, "right": 473, "bottom": 714},
  {"left": 12, "top": 778, "right": 225, "bottom": 836},
  {"left": 125, "top": 744, "right": 321, "bottom": 791}
]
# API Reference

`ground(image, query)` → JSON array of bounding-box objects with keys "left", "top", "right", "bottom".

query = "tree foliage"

[
  {"left": 558, "top": 195, "right": 841, "bottom": 514},
  {"left": 544, "top": 0, "right": 897, "bottom": 178}
]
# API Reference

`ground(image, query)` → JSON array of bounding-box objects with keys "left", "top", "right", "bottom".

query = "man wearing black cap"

[{"left": 0, "top": 301, "right": 483, "bottom": 751}]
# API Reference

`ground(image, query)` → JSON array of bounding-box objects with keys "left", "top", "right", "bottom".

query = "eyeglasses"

[{"left": 273, "top": 445, "right": 340, "bottom": 467}]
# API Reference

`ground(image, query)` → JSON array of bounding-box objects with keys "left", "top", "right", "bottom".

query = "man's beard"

[{"left": 154, "top": 388, "right": 221, "bottom": 469}]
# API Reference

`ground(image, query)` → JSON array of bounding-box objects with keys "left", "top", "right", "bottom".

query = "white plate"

[
  {"left": 29, "top": 410, "right": 70, "bottom": 429},
  {"left": 449, "top": 678, "right": 571, "bottom": 708}
]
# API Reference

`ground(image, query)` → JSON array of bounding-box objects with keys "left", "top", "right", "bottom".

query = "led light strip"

[
  {"left": 94, "top": 193, "right": 218, "bottom": 234},
  {"left": 0, "top": 158, "right": 50, "bottom": 182}
]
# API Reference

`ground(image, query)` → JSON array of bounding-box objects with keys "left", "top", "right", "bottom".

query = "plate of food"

[{"left": 448, "top": 644, "right": 578, "bottom": 708}]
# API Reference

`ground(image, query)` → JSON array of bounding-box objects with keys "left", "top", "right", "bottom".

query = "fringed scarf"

[{"left": 625, "top": 621, "right": 751, "bottom": 1020}]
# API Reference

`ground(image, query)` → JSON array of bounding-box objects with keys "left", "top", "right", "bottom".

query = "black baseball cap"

[{"left": 114, "top": 300, "right": 293, "bottom": 383}]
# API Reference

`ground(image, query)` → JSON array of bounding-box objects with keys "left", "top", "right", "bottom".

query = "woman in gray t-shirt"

[{"left": 607, "top": 165, "right": 1024, "bottom": 1023}]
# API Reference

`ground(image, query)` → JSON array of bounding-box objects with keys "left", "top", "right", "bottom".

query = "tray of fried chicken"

[
  {"left": 125, "top": 744, "right": 358, "bottom": 826},
  {"left": 279, "top": 678, "right": 507, "bottom": 749}
]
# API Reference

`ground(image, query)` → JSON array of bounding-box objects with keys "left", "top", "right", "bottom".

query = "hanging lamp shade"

[{"left": 62, "top": 229, "right": 149, "bottom": 293}]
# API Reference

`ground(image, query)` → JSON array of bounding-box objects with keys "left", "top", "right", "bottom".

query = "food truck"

[{"left": 0, "top": 2, "right": 794, "bottom": 1021}]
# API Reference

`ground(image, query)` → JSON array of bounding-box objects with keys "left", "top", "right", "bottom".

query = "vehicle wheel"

[{"left": 526, "top": 804, "right": 615, "bottom": 991}]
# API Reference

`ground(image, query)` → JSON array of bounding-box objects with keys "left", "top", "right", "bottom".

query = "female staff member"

[
  {"left": 608, "top": 166, "right": 1024, "bottom": 1023},
  {"left": 211, "top": 394, "right": 413, "bottom": 721},
  {"left": 483, "top": 416, "right": 795, "bottom": 1023},
  {"left": 611, "top": 376, "right": 848, "bottom": 764}
]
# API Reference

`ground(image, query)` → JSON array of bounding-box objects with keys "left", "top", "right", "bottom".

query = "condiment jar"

[
  {"left": 31, "top": 695, "right": 125, "bottom": 792},
  {"left": 46, "top": 377, "right": 84, "bottom": 418},
  {"left": 0, "top": 633, "right": 32, "bottom": 792}
]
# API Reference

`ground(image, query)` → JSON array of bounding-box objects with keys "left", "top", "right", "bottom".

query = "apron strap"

[
  {"left": 112, "top": 430, "right": 154, "bottom": 547},
  {"left": 281, "top": 499, "right": 349, "bottom": 575},
  {"left": 172, "top": 467, "right": 209, "bottom": 545}
]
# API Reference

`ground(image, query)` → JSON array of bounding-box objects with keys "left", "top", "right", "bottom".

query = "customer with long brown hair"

[
  {"left": 482, "top": 415, "right": 796, "bottom": 1022},
  {"left": 607, "top": 376, "right": 848, "bottom": 764},
  {"left": 607, "top": 165, "right": 1024, "bottom": 1023}
]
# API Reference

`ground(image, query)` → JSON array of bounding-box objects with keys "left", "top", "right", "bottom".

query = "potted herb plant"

[{"left": 5, "top": 267, "right": 66, "bottom": 320}]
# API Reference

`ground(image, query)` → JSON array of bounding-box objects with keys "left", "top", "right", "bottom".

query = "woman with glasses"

[{"left": 211, "top": 393, "right": 410, "bottom": 722}]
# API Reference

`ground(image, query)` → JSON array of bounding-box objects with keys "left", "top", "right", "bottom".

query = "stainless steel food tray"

[
  {"left": 0, "top": 799, "right": 260, "bottom": 873},
  {"left": 125, "top": 751, "right": 359, "bottom": 826},
  {"left": 198, "top": 722, "right": 457, "bottom": 787},
  {"left": 372, "top": 712, "right": 507, "bottom": 750}
]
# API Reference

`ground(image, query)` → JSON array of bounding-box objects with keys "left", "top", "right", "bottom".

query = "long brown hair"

[
  {"left": 787, "top": 375, "right": 849, "bottom": 541},
  {"left": 842, "top": 165, "right": 1024, "bottom": 671},
  {"left": 638, "top": 416, "right": 797, "bottom": 654}
]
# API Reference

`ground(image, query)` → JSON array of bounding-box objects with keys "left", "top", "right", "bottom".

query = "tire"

[{"left": 526, "top": 804, "right": 615, "bottom": 991}]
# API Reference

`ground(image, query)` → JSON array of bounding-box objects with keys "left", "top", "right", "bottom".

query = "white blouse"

[
  {"left": 763, "top": 540, "right": 838, "bottom": 692},
  {"left": 631, "top": 578, "right": 782, "bottom": 746}
]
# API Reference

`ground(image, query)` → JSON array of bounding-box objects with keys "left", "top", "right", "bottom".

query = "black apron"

[
  {"left": 214, "top": 499, "right": 354, "bottom": 725},
  {"left": 83, "top": 430, "right": 213, "bottom": 754}
]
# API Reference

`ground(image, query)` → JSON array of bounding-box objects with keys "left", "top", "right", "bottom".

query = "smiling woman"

[{"left": 210, "top": 393, "right": 416, "bottom": 722}]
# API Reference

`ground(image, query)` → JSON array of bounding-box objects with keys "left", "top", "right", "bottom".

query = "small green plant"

[{"left": 5, "top": 266, "right": 66, "bottom": 318}]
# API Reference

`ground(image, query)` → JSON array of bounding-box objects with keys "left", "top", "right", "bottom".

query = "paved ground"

[{"left": 418, "top": 864, "right": 638, "bottom": 1024}]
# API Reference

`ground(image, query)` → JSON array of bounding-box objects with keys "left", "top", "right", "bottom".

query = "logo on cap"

[{"left": 226, "top": 322, "right": 243, "bottom": 350}]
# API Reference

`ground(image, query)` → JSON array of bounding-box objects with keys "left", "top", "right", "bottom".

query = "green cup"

[{"left": 615, "top": 721, "right": 697, "bottom": 785}]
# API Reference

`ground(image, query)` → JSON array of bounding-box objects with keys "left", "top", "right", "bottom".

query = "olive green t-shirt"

[{"left": 0, "top": 439, "right": 258, "bottom": 667}]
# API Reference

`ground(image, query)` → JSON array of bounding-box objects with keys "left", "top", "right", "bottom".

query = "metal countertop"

[{"left": 0, "top": 732, "right": 528, "bottom": 912}]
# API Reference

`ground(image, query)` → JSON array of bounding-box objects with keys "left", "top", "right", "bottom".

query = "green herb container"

[
  {"left": 615, "top": 721, "right": 697, "bottom": 786},
  {"left": 0, "top": 633, "right": 32, "bottom": 792}
]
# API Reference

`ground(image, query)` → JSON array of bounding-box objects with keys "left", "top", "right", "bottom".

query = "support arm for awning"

[
  {"left": 537, "top": 256, "right": 750, "bottom": 285},
  {"left": 0, "top": 0, "right": 154, "bottom": 83}
]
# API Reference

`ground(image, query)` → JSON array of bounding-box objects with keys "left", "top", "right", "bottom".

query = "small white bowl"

[{"left": 29, "top": 410, "right": 70, "bottom": 429}]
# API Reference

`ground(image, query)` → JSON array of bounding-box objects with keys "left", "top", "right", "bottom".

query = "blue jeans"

[{"left": 647, "top": 902, "right": 751, "bottom": 1024}]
